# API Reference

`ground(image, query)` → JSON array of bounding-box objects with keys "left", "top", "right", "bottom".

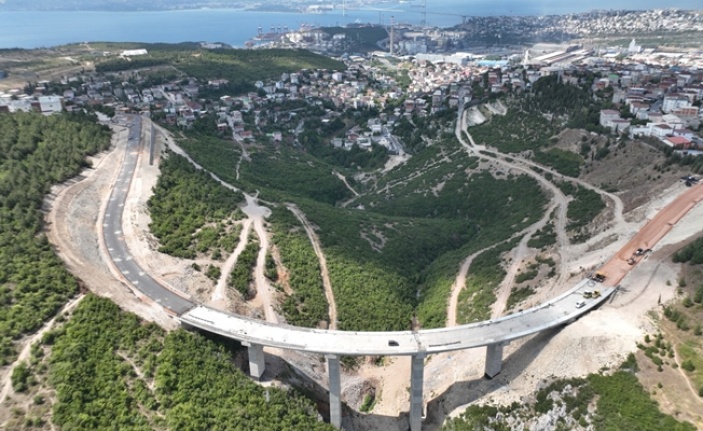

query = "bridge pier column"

[
  {"left": 484, "top": 342, "right": 507, "bottom": 379},
  {"left": 326, "top": 355, "right": 342, "bottom": 429},
  {"left": 410, "top": 353, "right": 426, "bottom": 431},
  {"left": 242, "top": 342, "right": 265, "bottom": 380}
]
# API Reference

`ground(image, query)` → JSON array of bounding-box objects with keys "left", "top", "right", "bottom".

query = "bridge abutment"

[
  {"left": 410, "top": 353, "right": 426, "bottom": 431},
  {"left": 484, "top": 342, "right": 507, "bottom": 379},
  {"left": 326, "top": 354, "right": 342, "bottom": 429},
  {"left": 243, "top": 342, "right": 265, "bottom": 380}
]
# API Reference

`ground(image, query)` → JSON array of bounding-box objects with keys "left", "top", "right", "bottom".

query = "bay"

[{"left": 0, "top": 0, "right": 699, "bottom": 49}]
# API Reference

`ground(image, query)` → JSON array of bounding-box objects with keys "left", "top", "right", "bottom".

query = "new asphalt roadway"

[{"left": 102, "top": 115, "right": 194, "bottom": 314}]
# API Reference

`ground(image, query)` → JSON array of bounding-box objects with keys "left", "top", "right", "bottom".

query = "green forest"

[
  {"left": 171, "top": 125, "right": 550, "bottom": 331},
  {"left": 147, "top": 151, "right": 244, "bottom": 259},
  {"left": 228, "top": 232, "right": 259, "bottom": 298},
  {"left": 13, "top": 294, "right": 333, "bottom": 431},
  {"left": 0, "top": 112, "right": 111, "bottom": 365},
  {"left": 269, "top": 208, "right": 329, "bottom": 328}
]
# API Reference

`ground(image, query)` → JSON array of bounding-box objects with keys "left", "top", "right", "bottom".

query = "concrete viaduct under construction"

[
  {"left": 102, "top": 115, "right": 703, "bottom": 430},
  {"left": 179, "top": 282, "right": 614, "bottom": 431}
]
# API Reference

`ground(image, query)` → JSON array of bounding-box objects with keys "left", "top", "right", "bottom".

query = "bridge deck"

[{"left": 181, "top": 279, "right": 614, "bottom": 356}]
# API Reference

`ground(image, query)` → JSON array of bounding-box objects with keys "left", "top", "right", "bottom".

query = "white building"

[
  {"left": 121, "top": 49, "right": 148, "bottom": 57},
  {"left": 627, "top": 39, "right": 641, "bottom": 54},
  {"left": 650, "top": 123, "right": 675, "bottom": 138},
  {"left": 662, "top": 95, "right": 691, "bottom": 113},
  {"left": 38, "top": 96, "right": 64, "bottom": 115},
  {"left": 401, "top": 40, "right": 428, "bottom": 55},
  {"left": 599, "top": 109, "right": 620, "bottom": 128}
]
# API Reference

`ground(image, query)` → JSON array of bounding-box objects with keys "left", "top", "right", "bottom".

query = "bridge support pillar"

[
  {"left": 410, "top": 353, "right": 426, "bottom": 431},
  {"left": 243, "top": 342, "right": 265, "bottom": 380},
  {"left": 484, "top": 342, "right": 507, "bottom": 379},
  {"left": 326, "top": 355, "right": 342, "bottom": 429}
]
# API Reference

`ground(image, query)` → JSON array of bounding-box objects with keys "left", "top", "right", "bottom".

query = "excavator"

[{"left": 627, "top": 248, "right": 652, "bottom": 265}]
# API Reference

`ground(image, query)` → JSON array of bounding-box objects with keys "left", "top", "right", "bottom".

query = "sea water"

[{"left": 0, "top": 0, "right": 698, "bottom": 49}]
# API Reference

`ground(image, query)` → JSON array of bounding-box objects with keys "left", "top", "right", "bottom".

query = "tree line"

[
  {"left": 0, "top": 111, "right": 111, "bottom": 365},
  {"left": 39, "top": 294, "right": 335, "bottom": 431},
  {"left": 673, "top": 236, "right": 703, "bottom": 265}
]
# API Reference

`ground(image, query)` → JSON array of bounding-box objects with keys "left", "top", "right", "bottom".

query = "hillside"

[
  {"left": 93, "top": 44, "right": 345, "bottom": 95},
  {"left": 2, "top": 294, "right": 335, "bottom": 431},
  {"left": 3, "top": 56, "right": 703, "bottom": 431},
  {"left": 0, "top": 112, "right": 111, "bottom": 366},
  {"left": 175, "top": 118, "right": 549, "bottom": 331}
]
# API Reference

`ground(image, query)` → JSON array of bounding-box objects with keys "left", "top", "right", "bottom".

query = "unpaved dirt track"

[
  {"left": 209, "top": 220, "right": 252, "bottom": 308},
  {"left": 287, "top": 204, "right": 338, "bottom": 330},
  {"left": 447, "top": 249, "right": 484, "bottom": 327},
  {"left": 0, "top": 295, "right": 85, "bottom": 404},
  {"left": 492, "top": 202, "right": 558, "bottom": 318},
  {"left": 452, "top": 101, "right": 571, "bottom": 318},
  {"left": 334, "top": 171, "right": 360, "bottom": 197},
  {"left": 244, "top": 195, "right": 279, "bottom": 324}
]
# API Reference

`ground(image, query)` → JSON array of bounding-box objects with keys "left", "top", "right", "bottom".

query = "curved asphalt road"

[
  {"left": 103, "top": 115, "right": 194, "bottom": 314},
  {"left": 100, "top": 115, "right": 617, "bottom": 356}
]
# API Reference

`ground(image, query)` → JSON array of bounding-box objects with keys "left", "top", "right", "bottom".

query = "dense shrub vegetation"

[
  {"left": 148, "top": 151, "right": 243, "bottom": 259},
  {"left": 456, "top": 239, "right": 518, "bottom": 324},
  {"left": 44, "top": 295, "right": 334, "bottom": 431},
  {"left": 673, "top": 236, "right": 703, "bottom": 265},
  {"left": 664, "top": 151, "right": 703, "bottom": 175},
  {"left": 0, "top": 112, "right": 111, "bottom": 365},
  {"left": 470, "top": 110, "right": 555, "bottom": 153},
  {"left": 556, "top": 181, "right": 607, "bottom": 235},
  {"left": 527, "top": 220, "right": 557, "bottom": 250},
  {"left": 228, "top": 232, "right": 259, "bottom": 298},
  {"left": 269, "top": 208, "right": 329, "bottom": 328},
  {"left": 444, "top": 365, "right": 695, "bottom": 431},
  {"left": 176, "top": 128, "right": 548, "bottom": 331},
  {"left": 240, "top": 149, "right": 353, "bottom": 205},
  {"left": 178, "top": 135, "right": 353, "bottom": 205},
  {"left": 533, "top": 148, "right": 583, "bottom": 177}
]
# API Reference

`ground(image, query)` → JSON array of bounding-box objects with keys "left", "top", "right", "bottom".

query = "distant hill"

[
  {"left": 0, "top": 0, "right": 249, "bottom": 11},
  {"left": 93, "top": 43, "right": 345, "bottom": 92}
]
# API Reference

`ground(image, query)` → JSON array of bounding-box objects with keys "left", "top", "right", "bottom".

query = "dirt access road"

[
  {"left": 599, "top": 182, "right": 703, "bottom": 287},
  {"left": 287, "top": 204, "right": 338, "bottom": 330}
]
